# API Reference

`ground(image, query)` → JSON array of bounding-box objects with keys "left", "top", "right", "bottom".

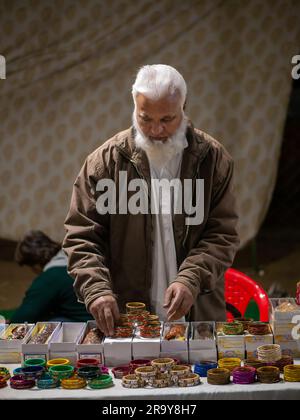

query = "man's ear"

[{"left": 183, "top": 99, "right": 187, "bottom": 111}]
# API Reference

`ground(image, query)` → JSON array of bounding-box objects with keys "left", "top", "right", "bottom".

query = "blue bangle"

[
  {"left": 194, "top": 361, "right": 218, "bottom": 377},
  {"left": 20, "top": 366, "right": 45, "bottom": 380},
  {"left": 37, "top": 373, "right": 60, "bottom": 389},
  {"left": 13, "top": 367, "right": 23, "bottom": 376}
]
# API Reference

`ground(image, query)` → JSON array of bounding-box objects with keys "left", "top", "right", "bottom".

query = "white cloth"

[
  {"left": 43, "top": 249, "right": 68, "bottom": 272},
  {"left": 149, "top": 139, "right": 188, "bottom": 320}
]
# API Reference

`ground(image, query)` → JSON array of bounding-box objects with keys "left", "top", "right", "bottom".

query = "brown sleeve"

[
  {"left": 174, "top": 151, "right": 240, "bottom": 297},
  {"left": 63, "top": 152, "right": 116, "bottom": 310}
]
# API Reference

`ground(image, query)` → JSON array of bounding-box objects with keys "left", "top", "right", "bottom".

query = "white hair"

[{"left": 132, "top": 64, "right": 187, "bottom": 109}]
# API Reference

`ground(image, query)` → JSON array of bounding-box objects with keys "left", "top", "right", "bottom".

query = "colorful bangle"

[
  {"left": 122, "top": 374, "right": 142, "bottom": 388},
  {"left": 130, "top": 359, "right": 151, "bottom": 369},
  {"left": 222, "top": 321, "right": 244, "bottom": 335},
  {"left": 0, "top": 376, "right": 8, "bottom": 388},
  {"left": 257, "top": 366, "right": 280, "bottom": 383},
  {"left": 10, "top": 375, "right": 35, "bottom": 389},
  {"left": 194, "top": 361, "right": 218, "bottom": 378},
  {"left": 257, "top": 344, "right": 282, "bottom": 363},
  {"left": 134, "top": 366, "right": 156, "bottom": 384},
  {"left": 100, "top": 365, "right": 110, "bottom": 375},
  {"left": 76, "top": 358, "right": 100, "bottom": 368},
  {"left": 89, "top": 374, "right": 114, "bottom": 389},
  {"left": 49, "top": 365, "right": 74, "bottom": 380},
  {"left": 23, "top": 358, "right": 46, "bottom": 368},
  {"left": 61, "top": 375, "right": 87, "bottom": 389},
  {"left": 232, "top": 367, "right": 256, "bottom": 384},
  {"left": 0, "top": 367, "right": 11, "bottom": 381},
  {"left": 47, "top": 358, "right": 70, "bottom": 368},
  {"left": 37, "top": 373, "right": 60, "bottom": 389},
  {"left": 218, "top": 358, "right": 242, "bottom": 373},
  {"left": 207, "top": 368, "right": 231, "bottom": 385},
  {"left": 139, "top": 327, "right": 161, "bottom": 338},
  {"left": 284, "top": 365, "right": 300, "bottom": 382},
  {"left": 112, "top": 365, "right": 132, "bottom": 379},
  {"left": 178, "top": 373, "right": 201, "bottom": 387},
  {"left": 126, "top": 302, "right": 146, "bottom": 313},
  {"left": 150, "top": 377, "right": 170, "bottom": 388},
  {"left": 244, "top": 359, "right": 266, "bottom": 369},
  {"left": 276, "top": 356, "right": 294, "bottom": 373},
  {"left": 151, "top": 358, "right": 175, "bottom": 372},
  {"left": 114, "top": 325, "right": 133, "bottom": 338},
  {"left": 20, "top": 366, "right": 45, "bottom": 380},
  {"left": 77, "top": 366, "right": 100, "bottom": 380},
  {"left": 248, "top": 322, "right": 270, "bottom": 336},
  {"left": 234, "top": 317, "right": 254, "bottom": 331},
  {"left": 13, "top": 367, "right": 24, "bottom": 376},
  {"left": 170, "top": 365, "right": 190, "bottom": 383}
]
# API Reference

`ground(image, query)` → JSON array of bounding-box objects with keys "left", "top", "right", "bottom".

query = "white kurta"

[{"left": 149, "top": 139, "right": 188, "bottom": 320}]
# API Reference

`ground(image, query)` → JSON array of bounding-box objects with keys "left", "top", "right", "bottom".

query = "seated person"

[{"left": 11, "top": 230, "right": 93, "bottom": 323}]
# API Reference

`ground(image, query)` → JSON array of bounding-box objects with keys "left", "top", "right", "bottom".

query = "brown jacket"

[{"left": 63, "top": 124, "right": 240, "bottom": 321}]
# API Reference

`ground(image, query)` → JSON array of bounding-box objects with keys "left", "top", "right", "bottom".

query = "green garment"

[{"left": 10, "top": 267, "right": 93, "bottom": 323}]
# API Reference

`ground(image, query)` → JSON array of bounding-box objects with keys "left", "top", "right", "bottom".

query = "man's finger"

[
  {"left": 104, "top": 307, "right": 115, "bottom": 337},
  {"left": 163, "top": 287, "right": 174, "bottom": 308},
  {"left": 111, "top": 300, "right": 120, "bottom": 322},
  {"left": 167, "top": 293, "right": 183, "bottom": 317}
]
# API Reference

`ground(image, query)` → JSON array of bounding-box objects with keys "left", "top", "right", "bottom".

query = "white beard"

[{"left": 132, "top": 112, "right": 188, "bottom": 169}]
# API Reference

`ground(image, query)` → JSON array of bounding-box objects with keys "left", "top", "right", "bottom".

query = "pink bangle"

[
  {"left": 100, "top": 366, "right": 110, "bottom": 375},
  {"left": 10, "top": 375, "right": 35, "bottom": 389},
  {"left": 112, "top": 366, "right": 132, "bottom": 379},
  {"left": 76, "top": 358, "right": 100, "bottom": 368},
  {"left": 130, "top": 359, "right": 151, "bottom": 369}
]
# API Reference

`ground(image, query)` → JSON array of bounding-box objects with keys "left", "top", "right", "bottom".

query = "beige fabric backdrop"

[{"left": 0, "top": 0, "right": 299, "bottom": 247}]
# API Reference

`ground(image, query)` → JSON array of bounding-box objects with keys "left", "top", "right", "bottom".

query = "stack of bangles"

[
  {"left": 248, "top": 322, "right": 270, "bottom": 335},
  {"left": 76, "top": 358, "right": 99, "bottom": 368},
  {"left": 47, "top": 358, "right": 70, "bottom": 368},
  {"left": 37, "top": 373, "right": 60, "bottom": 389},
  {"left": 244, "top": 359, "right": 266, "bottom": 369},
  {"left": 134, "top": 366, "right": 157, "bottom": 386},
  {"left": 256, "top": 366, "right": 281, "bottom": 383},
  {"left": 112, "top": 365, "right": 132, "bottom": 379},
  {"left": 23, "top": 358, "right": 46, "bottom": 368},
  {"left": 218, "top": 358, "right": 242, "bottom": 373},
  {"left": 10, "top": 375, "right": 35, "bottom": 389},
  {"left": 61, "top": 375, "right": 87, "bottom": 389},
  {"left": 113, "top": 325, "right": 133, "bottom": 338},
  {"left": 177, "top": 373, "right": 200, "bottom": 388},
  {"left": 207, "top": 368, "right": 231, "bottom": 385},
  {"left": 49, "top": 365, "right": 74, "bottom": 380},
  {"left": 0, "top": 376, "right": 8, "bottom": 388},
  {"left": 0, "top": 367, "right": 11, "bottom": 381},
  {"left": 88, "top": 374, "right": 114, "bottom": 389},
  {"left": 232, "top": 367, "right": 256, "bottom": 384},
  {"left": 139, "top": 323, "right": 161, "bottom": 338},
  {"left": 194, "top": 361, "right": 218, "bottom": 377},
  {"left": 122, "top": 374, "right": 141, "bottom": 388},
  {"left": 222, "top": 321, "right": 244, "bottom": 335},
  {"left": 170, "top": 365, "right": 191, "bottom": 384},
  {"left": 284, "top": 365, "right": 300, "bottom": 382},
  {"left": 276, "top": 356, "right": 294, "bottom": 372},
  {"left": 151, "top": 358, "right": 175, "bottom": 373},
  {"left": 234, "top": 318, "right": 254, "bottom": 331},
  {"left": 257, "top": 344, "right": 282, "bottom": 363},
  {"left": 20, "top": 366, "right": 45, "bottom": 380},
  {"left": 77, "top": 366, "right": 100, "bottom": 380}
]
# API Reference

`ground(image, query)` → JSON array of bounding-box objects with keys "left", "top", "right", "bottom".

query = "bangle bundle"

[
  {"left": 61, "top": 375, "right": 87, "bottom": 389},
  {"left": 130, "top": 359, "right": 151, "bottom": 370},
  {"left": 112, "top": 365, "right": 132, "bottom": 379},
  {"left": 77, "top": 366, "right": 100, "bottom": 380},
  {"left": 76, "top": 358, "right": 99, "bottom": 368},
  {"left": 248, "top": 322, "right": 270, "bottom": 336},
  {"left": 47, "top": 358, "right": 70, "bottom": 368},
  {"left": 218, "top": 358, "right": 242, "bottom": 373},
  {"left": 23, "top": 358, "right": 46, "bottom": 368},
  {"left": 134, "top": 366, "right": 157, "bottom": 385},
  {"left": 10, "top": 375, "right": 35, "bottom": 389},
  {"left": 122, "top": 374, "right": 142, "bottom": 389},
  {"left": 20, "top": 366, "right": 45, "bottom": 380},
  {"left": 0, "top": 376, "right": 8, "bottom": 388},
  {"left": 177, "top": 373, "right": 200, "bottom": 387},
  {"left": 37, "top": 373, "right": 60, "bottom": 389},
  {"left": 88, "top": 374, "right": 114, "bottom": 389},
  {"left": 0, "top": 367, "right": 11, "bottom": 381},
  {"left": 232, "top": 367, "right": 256, "bottom": 384},
  {"left": 257, "top": 344, "right": 282, "bottom": 363},
  {"left": 151, "top": 358, "right": 175, "bottom": 373},
  {"left": 207, "top": 368, "right": 231, "bottom": 385},
  {"left": 170, "top": 365, "right": 190, "bottom": 384},
  {"left": 244, "top": 359, "right": 266, "bottom": 369},
  {"left": 234, "top": 318, "right": 254, "bottom": 331},
  {"left": 222, "top": 321, "right": 244, "bottom": 335},
  {"left": 284, "top": 365, "right": 300, "bottom": 382},
  {"left": 49, "top": 365, "right": 74, "bottom": 380},
  {"left": 194, "top": 361, "right": 218, "bottom": 377},
  {"left": 139, "top": 323, "right": 161, "bottom": 338},
  {"left": 257, "top": 366, "right": 280, "bottom": 383},
  {"left": 126, "top": 302, "right": 146, "bottom": 313},
  {"left": 114, "top": 325, "right": 133, "bottom": 338},
  {"left": 276, "top": 356, "right": 294, "bottom": 372}
]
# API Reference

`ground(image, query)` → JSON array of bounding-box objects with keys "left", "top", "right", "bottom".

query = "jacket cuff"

[
  {"left": 171, "top": 275, "right": 201, "bottom": 298},
  {"left": 84, "top": 289, "right": 117, "bottom": 313}
]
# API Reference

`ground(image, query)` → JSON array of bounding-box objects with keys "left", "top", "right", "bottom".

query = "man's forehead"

[{"left": 136, "top": 93, "right": 181, "bottom": 114}]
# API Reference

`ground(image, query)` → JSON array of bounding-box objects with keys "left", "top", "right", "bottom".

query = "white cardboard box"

[
  {"left": 103, "top": 337, "right": 133, "bottom": 366},
  {"left": 245, "top": 333, "right": 274, "bottom": 352},
  {"left": 0, "top": 323, "right": 35, "bottom": 363},
  {"left": 76, "top": 321, "right": 104, "bottom": 364},
  {"left": 22, "top": 322, "right": 61, "bottom": 362},
  {"left": 161, "top": 322, "right": 189, "bottom": 353},
  {"left": 159, "top": 351, "right": 189, "bottom": 364},
  {"left": 132, "top": 323, "right": 162, "bottom": 360},
  {"left": 270, "top": 298, "right": 300, "bottom": 322},
  {"left": 189, "top": 322, "right": 216, "bottom": 350},
  {"left": 50, "top": 322, "right": 86, "bottom": 365},
  {"left": 271, "top": 321, "right": 296, "bottom": 337}
]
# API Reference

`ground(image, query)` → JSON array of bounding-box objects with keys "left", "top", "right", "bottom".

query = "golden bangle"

[
  {"left": 47, "top": 358, "right": 70, "bottom": 368},
  {"left": 134, "top": 366, "right": 156, "bottom": 380},
  {"left": 218, "top": 358, "right": 242, "bottom": 372},
  {"left": 284, "top": 365, "right": 300, "bottom": 382},
  {"left": 61, "top": 375, "right": 87, "bottom": 389},
  {"left": 151, "top": 358, "right": 175, "bottom": 372},
  {"left": 178, "top": 373, "right": 200, "bottom": 387},
  {"left": 126, "top": 302, "right": 146, "bottom": 313}
]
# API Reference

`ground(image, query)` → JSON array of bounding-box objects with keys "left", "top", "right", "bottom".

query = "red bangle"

[
  {"left": 112, "top": 365, "right": 132, "bottom": 379},
  {"left": 10, "top": 375, "right": 35, "bottom": 389},
  {"left": 130, "top": 359, "right": 151, "bottom": 369},
  {"left": 76, "top": 358, "right": 100, "bottom": 368}
]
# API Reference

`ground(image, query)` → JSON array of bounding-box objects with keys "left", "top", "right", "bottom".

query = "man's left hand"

[{"left": 163, "top": 282, "right": 194, "bottom": 321}]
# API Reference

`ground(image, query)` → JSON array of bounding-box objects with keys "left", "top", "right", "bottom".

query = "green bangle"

[
  {"left": 88, "top": 374, "right": 113, "bottom": 389},
  {"left": 49, "top": 365, "right": 74, "bottom": 380},
  {"left": 23, "top": 358, "right": 46, "bottom": 368}
]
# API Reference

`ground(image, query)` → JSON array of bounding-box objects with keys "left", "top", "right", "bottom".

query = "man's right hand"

[{"left": 89, "top": 295, "right": 120, "bottom": 337}]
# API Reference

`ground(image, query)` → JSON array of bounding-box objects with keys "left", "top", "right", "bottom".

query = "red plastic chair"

[{"left": 225, "top": 268, "right": 269, "bottom": 322}]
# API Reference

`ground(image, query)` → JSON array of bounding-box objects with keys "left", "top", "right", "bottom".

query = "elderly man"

[{"left": 63, "top": 64, "right": 240, "bottom": 337}]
